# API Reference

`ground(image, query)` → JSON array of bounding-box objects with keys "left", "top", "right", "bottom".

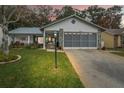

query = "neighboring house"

[
  {"left": 101, "top": 29, "right": 124, "bottom": 48},
  {"left": 9, "top": 27, "right": 43, "bottom": 45},
  {"left": 0, "top": 26, "right": 3, "bottom": 47},
  {"left": 9, "top": 15, "right": 105, "bottom": 49}
]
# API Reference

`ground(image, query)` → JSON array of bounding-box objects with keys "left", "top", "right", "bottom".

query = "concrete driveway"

[{"left": 65, "top": 49, "right": 124, "bottom": 88}]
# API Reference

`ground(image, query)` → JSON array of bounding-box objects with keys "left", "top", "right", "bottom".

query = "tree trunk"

[{"left": 2, "top": 25, "right": 9, "bottom": 56}]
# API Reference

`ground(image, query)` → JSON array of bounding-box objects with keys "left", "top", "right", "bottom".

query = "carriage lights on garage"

[{"left": 54, "top": 31, "right": 57, "bottom": 68}]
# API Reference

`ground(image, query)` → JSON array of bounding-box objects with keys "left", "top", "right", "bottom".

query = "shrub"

[
  {"left": 25, "top": 44, "right": 42, "bottom": 49},
  {"left": 101, "top": 46, "right": 106, "bottom": 50},
  {"left": 10, "top": 41, "right": 24, "bottom": 48}
]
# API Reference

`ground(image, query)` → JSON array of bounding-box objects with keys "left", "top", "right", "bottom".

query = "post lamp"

[{"left": 54, "top": 31, "right": 57, "bottom": 68}]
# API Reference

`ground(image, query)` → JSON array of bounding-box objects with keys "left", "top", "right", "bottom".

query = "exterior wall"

[
  {"left": 0, "top": 27, "right": 3, "bottom": 47},
  {"left": 117, "top": 35, "right": 121, "bottom": 47},
  {"left": 44, "top": 17, "right": 99, "bottom": 33},
  {"left": 101, "top": 32, "right": 114, "bottom": 48}
]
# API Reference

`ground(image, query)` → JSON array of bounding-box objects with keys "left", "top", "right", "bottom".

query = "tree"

[
  {"left": 9, "top": 6, "right": 40, "bottom": 28},
  {"left": 104, "top": 5, "right": 122, "bottom": 29},
  {"left": 82, "top": 5, "right": 122, "bottom": 29},
  {"left": 55, "top": 6, "right": 75, "bottom": 20},
  {"left": 37, "top": 5, "right": 54, "bottom": 26},
  {"left": 81, "top": 6, "right": 105, "bottom": 25},
  {"left": 0, "top": 6, "right": 22, "bottom": 55}
]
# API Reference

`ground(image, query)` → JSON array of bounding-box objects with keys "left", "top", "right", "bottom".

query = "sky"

[
  {"left": 51, "top": 5, "right": 113, "bottom": 10},
  {"left": 31, "top": 5, "right": 124, "bottom": 27}
]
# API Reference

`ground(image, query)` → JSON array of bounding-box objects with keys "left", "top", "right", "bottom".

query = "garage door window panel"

[
  {"left": 72, "top": 33, "right": 80, "bottom": 47},
  {"left": 80, "top": 34, "right": 89, "bottom": 47},
  {"left": 64, "top": 33, "right": 72, "bottom": 47},
  {"left": 89, "top": 33, "right": 97, "bottom": 47}
]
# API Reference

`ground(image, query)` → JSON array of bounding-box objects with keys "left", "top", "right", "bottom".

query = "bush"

[
  {"left": 0, "top": 51, "right": 17, "bottom": 62},
  {"left": 101, "top": 46, "right": 106, "bottom": 50},
  {"left": 10, "top": 41, "right": 24, "bottom": 48},
  {"left": 25, "top": 44, "right": 42, "bottom": 49}
]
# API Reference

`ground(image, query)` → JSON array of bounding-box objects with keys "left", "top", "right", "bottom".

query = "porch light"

[
  {"left": 54, "top": 31, "right": 57, "bottom": 68},
  {"left": 54, "top": 32, "right": 57, "bottom": 38}
]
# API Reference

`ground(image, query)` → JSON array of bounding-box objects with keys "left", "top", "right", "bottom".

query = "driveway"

[{"left": 65, "top": 49, "right": 124, "bottom": 88}]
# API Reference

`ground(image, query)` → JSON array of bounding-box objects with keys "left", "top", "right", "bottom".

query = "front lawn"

[
  {"left": 107, "top": 48, "right": 124, "bottom": 52},
  {"left": 108, "top": 48, "right": 124, "bottom": 57},
  {"left": 111, "top": 52, "right": 124, "bottom": 57},
  {"left": 0, "top": 48, "right": 83, "bottom": 88}
]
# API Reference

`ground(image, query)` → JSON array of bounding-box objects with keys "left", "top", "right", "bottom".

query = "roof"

[
  {"left": 41, "top": 14, "right": 105, "bottom": 31},
  {"left": 105, "top": 28, "right": 124, "bottom": 35},
  {"left": 9, "top": 27, "right": 43, "bottom": 35}
]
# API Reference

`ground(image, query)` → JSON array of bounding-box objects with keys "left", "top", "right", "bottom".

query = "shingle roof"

[
  {"left": 105, "top": 28, "right": 124, "bottom": 35},
  {"left": 9, "top": 27, "right": 43, "bottom": 35}
]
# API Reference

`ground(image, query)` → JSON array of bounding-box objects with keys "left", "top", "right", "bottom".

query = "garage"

[{"left": 64, "top": 32, "right": 97, "bottom": 48}]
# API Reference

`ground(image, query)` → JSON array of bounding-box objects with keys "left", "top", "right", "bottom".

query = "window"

[{"left": 71, "top": 19, "right": 76, "bottom": 24}]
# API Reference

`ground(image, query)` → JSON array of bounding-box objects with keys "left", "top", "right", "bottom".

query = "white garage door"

[{"left": 64, "top": 32, "right": 97, "bottom": 48}]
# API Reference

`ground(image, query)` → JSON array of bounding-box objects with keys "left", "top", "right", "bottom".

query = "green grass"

[
  {"left": 108, "top": 48, "right": 124, "bottom": 57},
  {"left": 0, "top": 48, "right": 83, "bottom": 88},
  {"left": 111, "top": 52, "right": 124, "bottom": 57},
  {"left": 107, "top": 48, "right": 124, "bottom": 51}
]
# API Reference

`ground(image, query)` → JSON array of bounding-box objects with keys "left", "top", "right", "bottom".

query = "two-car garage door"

[{"left": 64, "top": 32, "right": 97, "bottom": 48}]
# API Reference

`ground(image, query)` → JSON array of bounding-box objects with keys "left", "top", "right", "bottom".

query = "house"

[
  {"left": 41, "top": 14, "right": 105, "bottom": 49},
  {"left": 101, "top": 28, "right": 124, "bottom": 48},
  {"left": 9, "top": 15, "right": 105, "bottom": 49},
  {"left": 9, "top": 27, "right": 44, "bottom": 46},
  {"left": 0, "top": 26, "right": 3, "bottom": 47}
]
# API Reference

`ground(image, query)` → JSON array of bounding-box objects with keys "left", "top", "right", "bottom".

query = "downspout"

[{"left": 98, "top": 29, "right": 101, "bottom": 49}]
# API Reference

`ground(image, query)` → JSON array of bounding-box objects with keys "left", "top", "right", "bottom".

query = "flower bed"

[{"left": 0, "top": 51, "right": 21, "bottom": 64}]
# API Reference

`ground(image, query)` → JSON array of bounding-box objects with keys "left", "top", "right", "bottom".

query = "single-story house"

[
  {"left": 41, "top": 14, "right": 105, "bottom": 49},
  {"left": 101, "top": 29, "right": 124, "bottom": 48},
  {"left": 9, "top": 14, "right": 106, "bottom": 49},
  {"left": 9, "top": 27, "right": 44, "bottom": 45}
]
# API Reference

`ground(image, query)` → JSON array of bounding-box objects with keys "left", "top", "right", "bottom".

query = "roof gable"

[{"left": 41, "top": 15, "right": 105, "bottom": 31}]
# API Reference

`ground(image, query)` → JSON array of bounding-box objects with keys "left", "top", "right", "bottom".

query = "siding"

[
  {"left": 118, "top": 36, "right": 121, "bottom": 47},
  {"left": 44, "top": 17, "right": 99, "bottom": 33},
  {"left": 101, "top": 32, "right": 114, "bottom": 48}
]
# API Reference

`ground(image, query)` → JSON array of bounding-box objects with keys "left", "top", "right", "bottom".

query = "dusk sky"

[{"left": 51, "top": 5, "right": 113, "bottom": 10}]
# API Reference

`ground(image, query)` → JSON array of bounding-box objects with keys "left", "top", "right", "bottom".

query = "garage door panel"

[
  {"left": 72, "top": 33, "right": 80, "bottom": 47},
  {"left": 64, "top": 33, "right": 72, "bottom": 47},
  {"left": 89, "top": 33, "right": 97, "bottom": 47},
  {"left": 89, "top": 42, "right": 96, "bottom": 47},
  {"left": 80, "top": 42, "right": 88, "bottom": 47},
  {"left": 64, "top": 42, "right": 72, "bottom": 47},
  {"left": 72, "top": 42, "right": 80, "bottom": 47}
]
